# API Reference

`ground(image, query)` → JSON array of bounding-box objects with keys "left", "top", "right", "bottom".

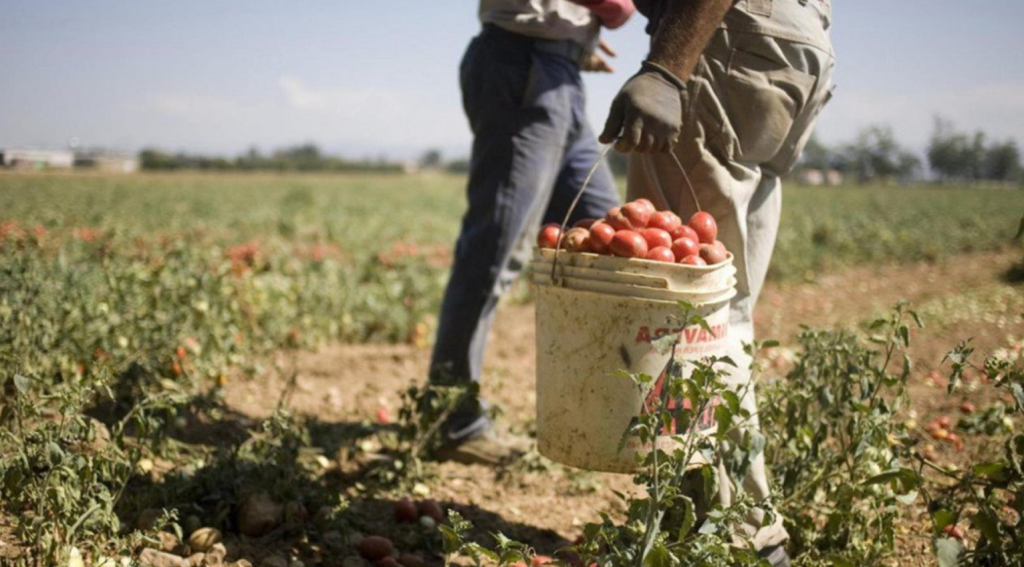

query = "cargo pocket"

[{"left": 721, "top": 46, "right": 817, "bottom": 166}]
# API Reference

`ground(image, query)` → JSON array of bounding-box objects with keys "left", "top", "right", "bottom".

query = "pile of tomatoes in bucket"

[{"left": 537, "top": 199, "right": 728, "bottom": 266}]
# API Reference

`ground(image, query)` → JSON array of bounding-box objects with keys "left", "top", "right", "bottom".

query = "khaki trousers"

[{"left": 626, "top": 1, "right": 835, "bottom": 549}]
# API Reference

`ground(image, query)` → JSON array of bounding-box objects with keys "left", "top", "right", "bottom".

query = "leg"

[
  {"left": 431, "top": 38, "right": 575, "bottom": 441},
  {"left": 545, "top": 120, "right": 620, "bottom": 226}
]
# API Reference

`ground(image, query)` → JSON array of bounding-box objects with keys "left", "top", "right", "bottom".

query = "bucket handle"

[{"left": 549, "top": 142, "right": 702, "bottom": 285}]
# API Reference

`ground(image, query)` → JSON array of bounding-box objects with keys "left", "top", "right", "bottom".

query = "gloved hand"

[{"left": 599, "top": 63, "right": 684, "bottom": 153}]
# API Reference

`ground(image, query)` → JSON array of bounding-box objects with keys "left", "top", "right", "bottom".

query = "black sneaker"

[{"left": 433, "top": 429, "right": 530, "bottom": 466}]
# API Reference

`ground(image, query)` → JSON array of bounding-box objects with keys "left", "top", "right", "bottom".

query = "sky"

[{"left": 2, "top": 0, "right": 1023, "bottom": 160}]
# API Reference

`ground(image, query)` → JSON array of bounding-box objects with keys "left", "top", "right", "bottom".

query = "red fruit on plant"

[
  {"left": 938, "top": 416, "right": 951, "bottom": 428},
  {"left": 960, "top": 401, "right": 976, "bottom": 414},
  {"left": 689, "top": 211, "right": 718, "bottom": 244},
  {"left": 573, "top": 218, "right": 597, "bottom": 229},
  {"left": 680, "top": 255, "right": 707, "bottom": 266},
  {"left": 531, "top": 556, "right": 555, "bottom": 566},
  {"left": 647, "top": 211, "right": 681, "bottom": 234},
  {"left": 417, "top": 499, "right": 445, "bottom": 522},
  {"left": 375, "top": 407, "right": 391, "bottom": 424},
  {"left": 670, "top": 223, "right": 698, "bottom": 242},
  {"left": 563, "top": 227, "right": 590, "bottom": 252},
  {"left": 358, "top": 536, "right": 395, "bottom": 561},
  {"left": 609, "top": 230, "right": 648, "bottom": 258},
  {"left": 537, "top": 224, "right": 562, "bottom": 249},
  {"left": 943, "top": 524, "right": 964, "bottom": 540},
  {"left": 622, "top": 202, "right": 652, "bottom": 230},
  {"left": 640, "top": 228, "right": 673, "bottom": 250},
  {"left": 671, "top": 237, "right": 700, "bottom": 260},
  {"left": 605, "top": 207, "right": 632, "bottom": 231},
  {"left": 398, "top": 554, "right": 427, "bottom": 567},
  {"left": 633, "top": 198, "right": 656, "bottom": 213},
  {"left": 587, "top": 222, "right": 616, "bottom": 254},
  {"left": 394, "top": 497, "right": 418, "bottom": 523},
  {"left": 645, "top": 246, "right": 675, "bottom": 263},
  {"left": 698, "top": 242, "right": 728, "bottom": 265}
]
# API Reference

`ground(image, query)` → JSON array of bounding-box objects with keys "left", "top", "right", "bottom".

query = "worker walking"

[
  {"left": 430, "top": 0, "right": 637, "bottom": 464},
  {"left": 600, "top": 1, "right": 834, "bottom": 565}
]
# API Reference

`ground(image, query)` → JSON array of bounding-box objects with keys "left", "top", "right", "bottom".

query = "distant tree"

[
  {"left": 446, "top": 159, "right": 470, "bottom": 174},
  {"left": 840, "top": 125, "right": 919, "bottom": 183},
  {"left": 984, "top": 140, "right": 1022, "bottom": 182},
  {"left": 420, "top": 149, "right": 443, "bottom": 169},
  {"left": 799, "top": 135, "right": 833, "bottom": 172}
]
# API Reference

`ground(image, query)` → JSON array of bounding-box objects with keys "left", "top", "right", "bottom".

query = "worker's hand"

[
  {"left": 599, "top": 68, "right": 683, "bottom": 153},
  {"left": 581, "top": 40, "right": 616, "bottom": 73}
]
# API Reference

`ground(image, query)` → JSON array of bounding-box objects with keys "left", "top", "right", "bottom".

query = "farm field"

[{"left": 1, "top": 172, "right": 1024, "bottom": 567}]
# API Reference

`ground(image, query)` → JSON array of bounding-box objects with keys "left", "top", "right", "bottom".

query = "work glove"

[{"left": 599, "top": 61, "right": 685, "bottom": 153}]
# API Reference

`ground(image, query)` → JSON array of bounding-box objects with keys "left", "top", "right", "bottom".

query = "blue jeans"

[{"left": 430, "top": 26, "right": 619, "bottom": 441}]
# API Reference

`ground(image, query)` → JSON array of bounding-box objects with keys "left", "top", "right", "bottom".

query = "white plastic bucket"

[{"left": 532, "top": 250, "right": 736, "bottom": 473}]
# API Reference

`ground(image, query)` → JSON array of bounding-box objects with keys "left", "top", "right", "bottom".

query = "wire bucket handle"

[{"left": 549, "top": 143, "right": 702, "bottom": 284}]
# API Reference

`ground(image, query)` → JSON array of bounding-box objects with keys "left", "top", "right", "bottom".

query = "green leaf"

[
  {"left": 676, "top": 495, "right": 695, "bottom": 542},
  {"left": 761, "top": 339, "right": 780, "bottom": 349},
  {"left": 932, "top": 509, "right": 956, "bottom": 530},
  {"left": 1010, "top": 383, "right": 1024, "bottom": 412},
  {"left": 934, "top": 537, "right": 964, "bottom": 567},
  {"left": 438, "top": 525, "right": 463, "bottom": 555},
  {"left": 721, "top": 391, "right": 741, "bottom": 415},
  {"left": 971, "top": 510, "right": 1003, "bottom": 545},
  {"left": 12, "top": 374, "right": 30, "bottom": 394},
  {"left": 644, "top": 542, "right": 675, "bottom": 567},
  {"left": 897, "top": 490, "right": 919, "bottom": 504},
  {"left": 1015, "top": 213, "right": 1024, "bottom": 240},
  {"left": 973, "top": 462, "right": 1009, "bottom": 482}
]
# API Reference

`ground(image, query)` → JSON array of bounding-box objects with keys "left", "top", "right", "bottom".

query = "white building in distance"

[{"left": 0, "top": 148, "right": 75, "bottom": 170}]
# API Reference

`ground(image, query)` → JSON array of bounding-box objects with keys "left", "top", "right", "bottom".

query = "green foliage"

[
  {"left": 760, "top": 302, "right": 922, "bottom": 565},
  {"left": 923, "top": 340, "right": 1024, "bottom": 567}
]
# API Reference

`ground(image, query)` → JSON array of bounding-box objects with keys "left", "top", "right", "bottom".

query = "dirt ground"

[{"left": 219, "top": 249, "right": 1024, "bottom": 565}]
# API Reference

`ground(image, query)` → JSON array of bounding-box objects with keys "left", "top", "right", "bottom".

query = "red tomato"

[
  {"left": 417, "top": 499, "right": 445, "bottom": 522},
  {"left": 699, "top": 242, "right": 728, "bottom": 265},
  {"left": 960, "top": 402, "right": 976, "bottom": 414},
  {"left": 531, "top": 556, "right": 554, "bottom": 566},
  {"left": 358, "top": 536, "right": 395, "bottom": 561},
  {"left": 938, "top": 416, "right": 951, "bottom": 428},
  {"left": 942, "top": 524, "right": 964, "bottom": 540},
  {"left": 609, "top": 230, "right": 648, "bottom": 258},
  {"left": 645, "top": 246, "right": 675, "bottom": 263},
  {"left": 393, "top": 497, "right": 418, "bottom": 523},
  {"left": 679, "top": 255, "right": 707, "bottom": 266},
  {"left": 573, "top": 218, "right": 597, "bottom": 229},
  {"left": 605, "top": 207, "right": 632, "bottom": 231},
  {"left": 688, "top": 211, "right": 718, "bottom": 244},
  {"left": 588, "top": 222, "right": 615, "bottom": 254},
  {"left": 640, "top": 228, "right": 672, "bottom": 250},
  {"left": 537, "top": 224, "right": 562, "bottom": 249},
  {"left": 670, "top": 223, "right": 699, "bottom": 242},
  {"left": 647, "top": 211, "right": 681, "bottom": 234},
  {"left": 622, "top": 202, "right": 652, "bottom": 230},
  {"left": 375, "top": 407, "right": 392, "bottom": 424},
  {"left": 633, "top": 198, "right": 655, "bottom": 213},
  {"left": 563, "top": 227, "right": 590, "bottom": 252},
  {"left": 671, "top": 237, "right": 700, "bottom": 260}
]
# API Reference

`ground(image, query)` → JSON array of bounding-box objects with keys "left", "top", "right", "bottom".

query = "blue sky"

[{"left": 2, "top": 0, "right": 1022, "bottom": 160}]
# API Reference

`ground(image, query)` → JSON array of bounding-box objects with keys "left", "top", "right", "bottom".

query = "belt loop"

[{"left": 748, "top": 0, "right": 772, "bottom": 17}]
